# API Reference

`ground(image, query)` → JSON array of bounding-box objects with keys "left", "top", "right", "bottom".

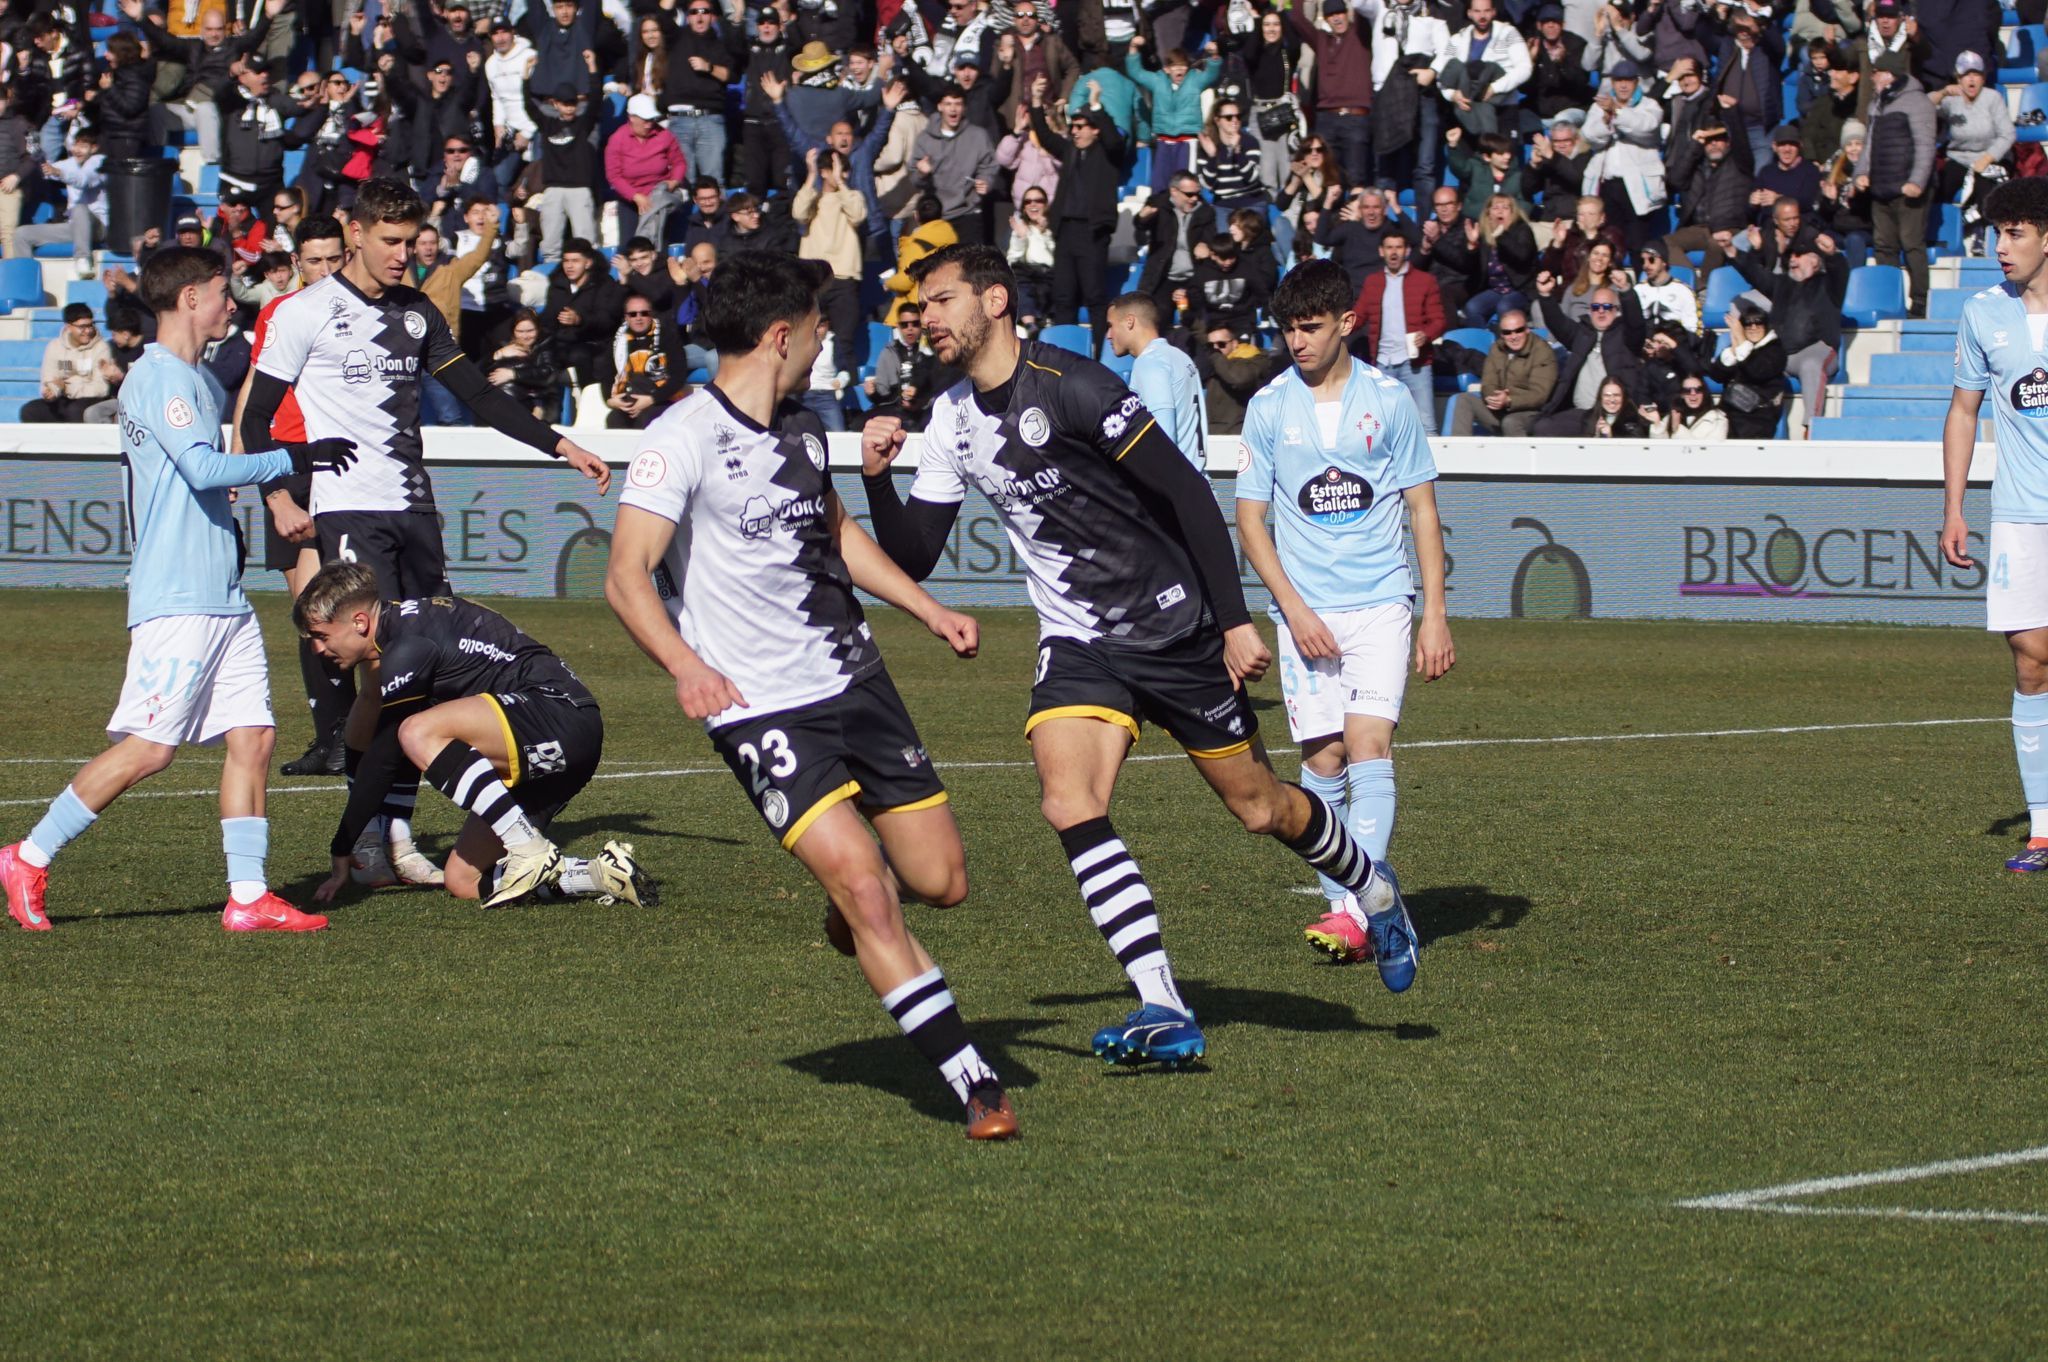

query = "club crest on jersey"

[
  {"left": 1235, "top": 438, "right": 1252, "bottom": 473},
  {"left": 403, "top": 311, "right": 427, "bottom": 339},
  {"left": 2014, "top": 367, "right": 2048, "bottom": 418},
  {"left": 1298, "top": 466, "right": 1371, "bottom": 525},
  {"left": 328, "top": 296, "right": 351, "bottom": 336},
  {"left": 164, "top": 396, "right": 194, "bottom": 428},
  {"left": 1018, "top": 406, "right": 1051, "bottom": 446},
  {"left": 1099, "top": 394, "right": 1144, "bottom": 444},
  {"left": 629, "top": 451, "right": 667, "bottom": 487},
  {"left": 803, "top": 432, "right": 827, "bottom": 470},
  {"left": 342, "top": 349, "right": 372, "bottom": 383},
  {"left": 761, "top": 789, "right": 790, "bottom": 828}
]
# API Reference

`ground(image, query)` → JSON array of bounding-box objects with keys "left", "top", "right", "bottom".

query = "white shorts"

[
  {"left": 1275, "top": 601, "right": 1412, "bottom": 743},
  {"left": 1986, "top": 522, "right": 2048, "bottom": 634},
  {"left": 107, "top": 612, "right": 274, "bottom": 747}
]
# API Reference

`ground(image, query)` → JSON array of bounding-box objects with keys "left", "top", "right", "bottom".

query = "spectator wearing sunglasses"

[
  {"left": 1531, "top": 274, "right": 1648, "bottom": 437},
  {"left": 1651, "top": 378, "right": 1728, "bottom": 440},
  {"left": 595, "top": 296, "right": 687, "bottom": 429}
]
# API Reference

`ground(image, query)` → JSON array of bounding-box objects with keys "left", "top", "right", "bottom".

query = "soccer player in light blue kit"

[
  {"left": 0, "top": 247, "right": 357, "bottom": 932},
  {"left": 1105, "top": 291, "right": 1207, "bottom": 467},
  {"left": 1236, "top": 260, "right": 1454, "bottom": 989},
  {"left": 1943, "top": 178, "right": 2048, "bottom": 873}
]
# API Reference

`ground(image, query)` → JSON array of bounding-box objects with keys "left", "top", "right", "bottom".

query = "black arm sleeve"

[
  {"left": 435, "top": 354, "right": 567, "bottom": 455},
  {"left": 1113, "top": 422, "right": 1252, "bottom": 632},
  {"left": 862, "top": 470, "right": 961, "bottom": 581},
  {"left": 331, "top": 721, "right": 406, "bottom": 856}
]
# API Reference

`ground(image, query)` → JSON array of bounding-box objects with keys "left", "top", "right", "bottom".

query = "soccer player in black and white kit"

[
  {"left": 861, "top": 244, "right": 1410, "bottom": 1069},
  {"left": 238, "top": 178, "right": 613, "bottom": 892},
  {"left": 293, "top": 561, "right": 653, "bottom": 910},
  {"left": 604, "top": 252, "right": 1019, "bottom": 1141}
]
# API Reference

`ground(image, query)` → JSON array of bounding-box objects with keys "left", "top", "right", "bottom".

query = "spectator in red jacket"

[{"left": 1348, "top": 232, "right": 1447, "bottom": 433}]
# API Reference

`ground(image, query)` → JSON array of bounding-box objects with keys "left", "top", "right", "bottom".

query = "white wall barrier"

[{"left": 0, "top": 427, "right": 1996, "bottom": 626}]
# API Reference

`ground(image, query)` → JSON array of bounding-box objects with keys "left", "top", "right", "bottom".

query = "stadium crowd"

[{"left": 2, "top": 0, "right": 2036, "bottom": 438}]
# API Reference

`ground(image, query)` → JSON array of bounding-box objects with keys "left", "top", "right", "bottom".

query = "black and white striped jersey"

[
  {"left": 914, "top": 341, "right": 1209, "bottom": 649},
  {"left": 254, "top": 271, "right": 463, "bottom": 514},
  {"left": 618, "top": 385, "right": 881, "bottom": 729}
]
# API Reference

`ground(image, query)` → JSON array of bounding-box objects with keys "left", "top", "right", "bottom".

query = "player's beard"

[{"left": 948, "top": 306, "right": 991, "bottom": 366}]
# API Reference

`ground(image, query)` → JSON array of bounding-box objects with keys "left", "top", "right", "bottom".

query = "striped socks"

[
  {"left": 1059, "top": 817, "right": 1186, "bottom": 1015},
  {"left": 1280, "top": 784, "right": 1377, "bottom": 898},
  {"left": 881, "top": 966, "right": 997, "bottom": 1104},
  {"left": 422, "top": 741, "right": 541, "bottom": 848}
]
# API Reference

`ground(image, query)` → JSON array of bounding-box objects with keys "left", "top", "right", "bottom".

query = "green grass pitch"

[{"left": 3, "top": 588, "right": 2047, "bottom": 1359}]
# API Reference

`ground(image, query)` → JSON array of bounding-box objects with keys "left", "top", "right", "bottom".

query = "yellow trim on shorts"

[
  {"left": 781, "top": 780, "right": 862, "bottom": 850},
  {"left": 483, "top": 693, "right": 521, "bottom": 787},
  {"left": 1024, "top": 705, "right": 1141, "bottom": 743},
  {"left": 867, "top": 791, "right": 950, "bottom": 817},
  {"left": 1024, "top": 359, "right": 1063, "bottom": 377},
  {"left": 1111, "top": 417, "right": 1156, "bottom": 461},
  {"left": 1185, "top": 739, "right": 1253, "bottom": 761}
]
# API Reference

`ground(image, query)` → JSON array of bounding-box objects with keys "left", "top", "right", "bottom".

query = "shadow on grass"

[
  {"left": 1031, "top": 980, "right": 1439, "bottom": 1043},
  {"left": 1988, "top": 811, "right": 2029, "bottom": 838},
  {"left": 783, "top": 1016, "right": 1080, "bottom": 1123},
  {"left": 1408, "top": 883, "right": 1531, "bottom": 948},
  {"left": 545, "top": 811, "right": 743, "bottom": 847}
]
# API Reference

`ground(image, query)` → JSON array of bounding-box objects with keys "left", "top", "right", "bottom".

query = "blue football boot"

[
  {"left": 1091, "top": 1004, "right": 1207, "bottom": 1067},
  {"left": 2007, "top": 840, "right": 2048, "bottom": 873},
  {"left": 1360, "top": 861, "right": 1419, "bottom": 994}
]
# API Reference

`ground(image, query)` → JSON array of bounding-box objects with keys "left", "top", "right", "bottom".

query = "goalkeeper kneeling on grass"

[{"left": 294, "top": 562, "right": 655, "bottom": 910}]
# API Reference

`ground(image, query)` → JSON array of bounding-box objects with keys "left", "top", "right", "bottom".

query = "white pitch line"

[
  {"left": 1676, "top": 1143, "right": 2048, "bottom": 1226},
  {"left": 0, "top": 714, "right": 2010, "bottom": 809}
]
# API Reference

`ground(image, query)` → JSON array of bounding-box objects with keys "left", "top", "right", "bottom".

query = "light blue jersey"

[
  {"left": 1957, "top": 282, "right": 2048, "bottom": 523},
  {"left": 1128, "top": 337, "right": 1207, "bottom": 469},
  {"left": 118, "top": 344, "right": 294, "bottom": 627},
  {"left": 1238, "top": 357, "right": 1437, "bottom": 616}
]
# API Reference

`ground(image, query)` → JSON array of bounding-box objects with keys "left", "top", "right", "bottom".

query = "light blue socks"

[
  {"left": 2015, "top": 691, "right": 2048, "bottom": 838},
  {"left": 23, "top": 786, "right": 97, "bottom": 866},
  {"left": 1345, "top": 759, "right": 1396, "bottom": 864}
]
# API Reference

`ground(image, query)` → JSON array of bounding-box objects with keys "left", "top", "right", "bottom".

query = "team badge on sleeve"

[
  {"left": 165, "top": 397, "right": 194, "bottom": 428},
  {"left": 630, "top": 451, "right": 668, "bottom": 487},
  {"left": 803, "top": 433, "right": 827, "bottom": 469}
]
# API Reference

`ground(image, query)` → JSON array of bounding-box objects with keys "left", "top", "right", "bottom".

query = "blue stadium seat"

[
  {"left": 1038, "top": 323, "right": 1091, "bottom": 356},
  {"left": 1808, "top": 415, "right": 1947, "bottom": 441},
  {"left": 2006, "top": 24, "right": 2046, "bottom": 67},
  {"left": 1841, "top": 265, "right": 1907, "bottom": 326},
  {"left": 1870, "top": 351, "right": 1957, "bottom": 386},
  {"left": 0, "top": 258, "right": 44, "bottom": 310},
  {"left": 0, "top": 338, "right": 47, "bottom": 365},
  {"left": 866, "top": 320, "right": 892, "bottom": 363},
  {"left": 0, "top": 397, "right": 26, "bottom": 421},
  {"left": 1929, "top": 287, "right": 1972, "bottom": 321},
  {"left": 31, "top": 241, "right": 73, "bottom": 258},
  {"left": 1667, "top": 263, "right": 1695, "bottom": 287},
  {"left": 1702, "top": 264, "right": 1748, "bottom": 318},
  {"left": 2016, "top": 83, "right": 2048, "bottom": 142},
  {"left": 196, "top": 163, "right": 220, "bottom": 195},
  {"left": 1900, "top": 330, "right": 1958, "bottom": 350},
  {"left": 1101, "top": 351, "right": 1133, "bottom": 381},
  {"left": 1836, "top": 395, "right": 1951, "bottom": 417},
  {"left": 66, "top": 279, "right": 107, "bottom": 311}
]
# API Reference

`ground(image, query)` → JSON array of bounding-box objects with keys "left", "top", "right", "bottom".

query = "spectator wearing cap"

[
  {"left": 1660, "top": 122, "right": 1750, "bottom": 286},
  {"left": 1631, "top": 243, "right": 1699, "bottom": 333},
  {"left": 782, "top": 39, "right": 885, "bottom": 149},
  {"left": 738, "top": 8, "right": 796, "bottom": 196},
  {"left": 1934, "top": 50, "right": 2015, "bottom": 250},
  {"left": 1122, "top": 35, "right": 1219, "bottom": 193},
  {"left": 1528, "top": 117, "right": 1591, "bottom": 220},
  {"left": 607, "top": 94, "right": 691, "bottom": 249},
  {"left": 389, "top": 53, "right": 483, "bottom": 206},
  {"left": 1855, "top": 0, "right": 1932, "bottom": 116},
  {"left": 913, "top": 85, "right": 999, "bottom": 245},
  {"left": 129, "top": 0, "right": 277, "bottom": 165},
  {"left": 1899, "top": 0, "right": 1999, "bottom": 101},
  {"left": 1581, "top": 62, "right": 1666, "bottom": 252},
  {"left": 1435, "top": 0, "right": 1531, "bottom": 137},
  {"left": 1525, "top": 5, "right": 1592, "bottom": 119},
  {"left": 769, "top": 72, "right": 907, "bottom": 242},
  {"left": 525, "top": 0, "right": 602, "bottom": 103},
  {"left": 998, "top": 2, "right": 1079, "bottom": 129},
  {"left": 1711, "top": 11, "right": 1783, "bottom": 172},
  {"left": 1732, "top": 231, "right": 1848, "bottom": 437},
  {"left": 392, "top": 0, "right": 487, "bottom": 111},
  {"left": 1363, "top": 0, "right": 1453, "bottom": 209},
  {"left": 1290, "top": 0, "right": 1377, "bottom": 190},
  {"left": 665, "top": 0, "right": 737, "bottom": 189},
  {"left": 1750, "top": 124, "right": 1822, "bottom": 220},
  {"left": 217, "top": 43, "right": 309, "bottom": 207},
  {"left": 12, "top": 126, "right": 103, "bottom": 272},
  {"left": 1531, "top": 272, "right": 1647, "bottom": 435},
  {"left": 525, "top": 84, "right": 602, "bottom": 262},
  {"left": 1855, "top": 50, "right": 1935, "bottom": 316},
  {"left": 24, "top": 304, "right": 111, "bottom": 424},
  {"left": 1032, "top": 102, "right": 1125, "bottom": 341},
  {"left": 1797, "top": 42, "right": 1860, "bottom": 169},
  {"left": 1818, "top": 119, "right": 1872, "bottom": 265}
]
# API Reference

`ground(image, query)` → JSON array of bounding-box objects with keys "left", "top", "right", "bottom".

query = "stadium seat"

[
  {"left": 196, "top": 163, "right": 220, "bottom": 195},
  {"left": 2006, "top": 24, "right": 2046, "bottom": 67},
  {"left": 866, "top": 320, "right": 892, "bottom": 362},
  {"left": 2015, "top": 83, "right": 2048, "bottom": 142},
  {"left": 0, "top": 258, "right": 44, "bottom": 310},
  {"left": 1841, "top": 265, "right": 1907, "bottom": 326},
  {"left": 1928, "top": 287, "right": 1972, "bottom": 321},
  {"left": 1667, "top": 264, "right": 1695, "bottom": 287},
  {"left": 1702, "top": 264, "right": 1748, "bottom": 318},
  {"left": 1835, "top": 395, "right": 1952, "bottom": 417},
  {"left": 1808, "top": 415, "right": 1946, "bottom": 441},
  {"left": 65, "top": 279, "right": 107, "bottom": 312},
  {"left": 1870, "top": 351, "right": 1956, "bottom": 386},
  {"left": 0, "top": 397, "right": 25, "bottom": 421},
  {"left": 1102, "top": 351, "right": 1133, "bottom": 380},
  {"left": 1039, "top": 323, "right": 1090, "bottom": 356},
  {"left": 30, "top": 241, "right": 73, "bottom": 258}
]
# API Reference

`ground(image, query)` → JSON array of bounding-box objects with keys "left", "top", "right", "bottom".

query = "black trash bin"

[{"left": 105, "top": 157, "right": 175, "bottom": 251}]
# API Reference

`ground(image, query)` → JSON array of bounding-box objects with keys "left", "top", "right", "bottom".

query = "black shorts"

[
  {"left": 315, "top": 509, "right": 449, "bottom": 598},
  {"left": 1026, "top": 629, "right": 1258, "bottom": 757},
  {"left": 261, "top": 473, "right": 316, "bottom": 573},
  {"left": 483, "top": 687, "right": 604, "bottom": 828},
  {"left": 709, "top": 669, "right": 947, "bottom": 850}
]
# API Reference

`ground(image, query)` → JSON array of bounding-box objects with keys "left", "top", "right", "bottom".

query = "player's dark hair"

[
  {"left": 1108, "top": 291, "right": 1160, "bottom": 330},
  {"left": 701, "top": 250, "right": 824, "bottom": 355},
  {"left": 349, "top": 176, "right": 426, "bottom": 226},
  {"left": 294, "top": 561, "right": 382, "bottom": 635},
  {"left": 1269, "top": 258, "right": 1354, "bottom": 327},
  {"left": 138, "top": 246, "right": 227, "bottom": 315},
  {"left": 1985, "top": 176, "right": 2048, "bottom": 234},
  {"left": 295, "top": 213, "right": 345, "bottom": 246},
  {"left": 909, "top": 243, "right": 1016, "bottom": 319}
]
